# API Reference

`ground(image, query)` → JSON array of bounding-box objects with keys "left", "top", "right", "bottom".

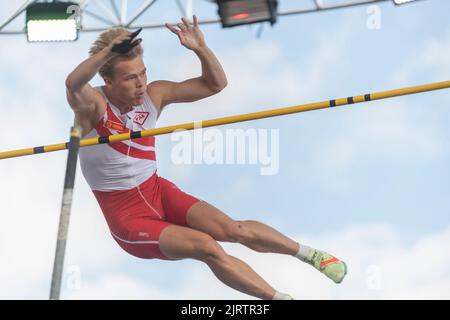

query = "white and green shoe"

[{"left": 307, "top": 249, "right": 347, "bottom": 284}]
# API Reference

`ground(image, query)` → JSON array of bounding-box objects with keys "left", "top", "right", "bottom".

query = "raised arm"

[
  {"left": 154, "top": 15, "right": 227, "bottom": 111},
  {"left": 65, "top": 32, "right": 133, "bottom": 133}
]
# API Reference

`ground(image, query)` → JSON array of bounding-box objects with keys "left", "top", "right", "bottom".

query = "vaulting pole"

[
  {"left": 1, "top": 80, "right": 449, "bottom": 161},
  {"left": 49, "top": 126, "right": 81, "bottom": 300}
]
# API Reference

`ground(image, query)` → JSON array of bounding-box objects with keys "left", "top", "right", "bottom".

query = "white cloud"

[
  {"left": 59, "top": 223, "right": 450, "bottom": 300},
  {"left": 0, "top": 154, "right": 127, "bottom": 299},
  {"left": 292, "top": 99, "right": 445, "bottom": 193},
  {"left": 0, "top": 79, "right": 71, "bottom": 298},
  {"left": 391, "top": 30, "right": 450, "bottom": 85},
  {"left": 65, "top": 273, "right": 171, "bottom": 300},
  {"left": 288, "top": 26, "right": 450, "bottom": 193}
]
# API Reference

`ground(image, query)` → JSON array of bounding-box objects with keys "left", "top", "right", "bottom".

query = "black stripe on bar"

[
  {"left": 329, "top": 100, "right": 336, "bottom": 107},
  {"left": 347, "top": 97, "right": 354, "bottom": 104},
  {"left": 364, "top": 94, "right": 371, "bottom": 101},
  {"left": 98, "top": 136, "right": 110, "bottom": 144},
  {"left": 130, "top": 131, "right": 142, "bottom": 139},
  {"left": 65, "top": 142, "right": 69, "bottom": 149},
  {"left": 33, "top": 146, "right": 45, "bottom": 154}
]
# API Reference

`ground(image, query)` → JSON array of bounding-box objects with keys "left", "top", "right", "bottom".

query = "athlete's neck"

[{"left": 103, "top": 86, "right": 133, "bottom": 114}]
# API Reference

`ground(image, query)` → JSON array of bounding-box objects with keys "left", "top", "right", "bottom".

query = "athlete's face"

[{"left": 107, "top": 56, "right": 148, "bottom": 105}]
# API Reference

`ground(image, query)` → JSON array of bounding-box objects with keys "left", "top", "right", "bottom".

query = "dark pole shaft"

[{"left": 49, "top": 126, "right": 81, "bottom": 300}]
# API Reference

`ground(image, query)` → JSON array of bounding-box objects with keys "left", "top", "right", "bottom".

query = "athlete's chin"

[{"left": 134, "top": 97, "right": 144, "bottom": 105}]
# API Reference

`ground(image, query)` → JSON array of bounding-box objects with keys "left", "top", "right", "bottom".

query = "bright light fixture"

[
  {"left": 217, "top": 0, "right": 278, "bottom": 28},
  {"left": 26, "top": 2, "right": 79, "bottom": 42}
]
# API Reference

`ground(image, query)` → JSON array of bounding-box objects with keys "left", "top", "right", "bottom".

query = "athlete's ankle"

[
  {"left": 272, "top": 291, "right": 294, "bottom": 300},
  {"left": 294, "top": 244, "right": 313, "bottom": 262}
]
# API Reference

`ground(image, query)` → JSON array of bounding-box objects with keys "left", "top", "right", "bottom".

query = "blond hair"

[{"left": 89, "top": 27, "right": 144, "bottom": 78}]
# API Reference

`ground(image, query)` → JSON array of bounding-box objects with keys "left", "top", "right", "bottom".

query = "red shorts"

[{"left": 93, "top": 173, "right": 200, "bottom": 260}]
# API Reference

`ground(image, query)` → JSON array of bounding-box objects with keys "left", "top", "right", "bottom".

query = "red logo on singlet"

[
  {"left": 133, "top": 112, "right": 149, "bottom": 125},
  {"left": 105, "top": 120, "right": 126, "bottom": 132}
]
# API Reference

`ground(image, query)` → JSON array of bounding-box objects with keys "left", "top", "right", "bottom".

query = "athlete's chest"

[{"left": 105, "top": 105, "right": 153, "bottom": 132}]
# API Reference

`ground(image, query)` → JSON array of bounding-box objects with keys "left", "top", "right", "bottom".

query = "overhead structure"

[
  {"left": 216, "top": 0, "right": 278, "bottom": 28},
  {"left": 393, "top": 0, "right": 423, "bottom": 4},
  {"left": 0, "top": 0, "right": 429, "bottom": 36}
]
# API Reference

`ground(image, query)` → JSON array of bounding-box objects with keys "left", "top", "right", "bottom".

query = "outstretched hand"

[{"left": 165, "top": 15, "right": 205, "bottom": 51}]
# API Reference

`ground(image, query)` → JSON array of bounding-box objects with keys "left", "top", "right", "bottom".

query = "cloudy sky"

[{"left": 0, "top": 0, "right": 449, "bottom": 299}]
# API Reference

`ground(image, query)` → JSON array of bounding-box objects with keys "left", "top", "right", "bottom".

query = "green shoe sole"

[{"left": 334, "top": 261, "right": 348, "bottom": 284}]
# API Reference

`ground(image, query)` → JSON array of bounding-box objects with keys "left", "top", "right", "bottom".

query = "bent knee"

[{"left": 195, "top": 235, "right": 225, "bottom": 262}]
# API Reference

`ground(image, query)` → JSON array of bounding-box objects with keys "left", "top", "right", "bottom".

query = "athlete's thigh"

[
  {"left": 185, "top": 200, "right": 239, "bottom": 242},
  {"left": 158, "top": 176, "right": 237, "bottom": 242},
  {"left": 112, "top": 217, "right": 172, "bottom": 260},
  {"left": 158, "top": 224, "right": 222, "bottom": 261}
]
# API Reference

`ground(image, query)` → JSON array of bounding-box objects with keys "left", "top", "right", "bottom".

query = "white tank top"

[{"left": 79, "top": 86, "right": 158, "bottom": 191}]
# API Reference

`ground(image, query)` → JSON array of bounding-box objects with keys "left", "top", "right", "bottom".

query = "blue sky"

[{"left": 0, "top": 0, "right": 449, "bottom": 299}]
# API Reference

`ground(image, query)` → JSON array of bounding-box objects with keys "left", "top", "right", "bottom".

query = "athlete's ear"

[{"left": 103, "top": 76, "right": 112, "bottom": 85}]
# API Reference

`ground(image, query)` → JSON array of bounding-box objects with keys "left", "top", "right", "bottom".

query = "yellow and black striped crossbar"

[{"left": 1, "top": 80, "right": 449, "bottom": 160}]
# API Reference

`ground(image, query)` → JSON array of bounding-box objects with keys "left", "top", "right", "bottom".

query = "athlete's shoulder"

[{"left": 146, "top": 81, "right": 165, "bottom": 116}]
